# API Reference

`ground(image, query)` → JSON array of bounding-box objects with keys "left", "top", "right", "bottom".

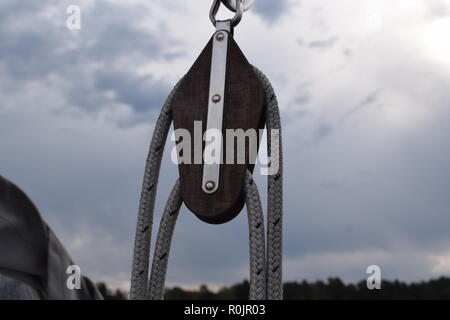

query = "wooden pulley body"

[{"left": 172, "top": 21, "right": 265, "bottom": 224}]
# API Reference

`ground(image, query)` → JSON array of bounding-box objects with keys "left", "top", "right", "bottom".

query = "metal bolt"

[
  {"left": 205, "top": 181, "right": 216, "bottom": 192},
  {"left": 212, "top": 94, "right": 221, "bottom": 103},
  {"left": 216, "top": 32, "right": 225, "bottom": 41}
]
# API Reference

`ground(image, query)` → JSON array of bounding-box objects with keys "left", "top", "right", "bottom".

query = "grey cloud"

[
  {"left": 0, "top": 0, "right": 183, "bottom": 288},
  {"left": 0, "top": 0, "right": 180, "bottom": 118},
  {"left": 308, "top": 37, "right": 338, "bottom": 49},
  {"left": 94, "top": 69, "right": 170, "bottom": 113},
  {"left": 284, "top": 247, "right": 442, "bottom": 283},
  {"left": 298, "top": 36, "right": 339, "bottom": 50},
  {"left": 294, "top": 92, "right": 312, "bottom": 105},
  {"left": 88, "top": 24, "right": 163, "bottom": 61},
  {"left": 0, "top": 0, "right": 48, "bottom": 22},
  {"left": 313, "top": 122, "right": 333, "bottom": 143},
  {"left": 320, "top": 181, "right": 341, "bottom": 190},
  {"left": 83, "top": 1, "right": 166, "bottom": 63},
  {"left": 343, "top": 48, "right": 352, "bottom": 58},
  {"left": 281, "top": 80, "right": 450, "bottom": 274},
  {"left": 426, "top": 0, "right": 450, "bottom": 19},
  {"left": 344, "top": 89, "right": 381, "bottom": 118},
  {"left": 252, "top": 0, "right": 292, "bottom": 22}
]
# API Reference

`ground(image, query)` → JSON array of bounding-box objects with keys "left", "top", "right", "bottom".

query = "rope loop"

[{"left": 130, "top": 67, "right": 283, "bottom": 300}]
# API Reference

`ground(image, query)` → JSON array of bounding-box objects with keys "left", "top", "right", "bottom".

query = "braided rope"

[
  {"left": 130, "top": 69, "right": 283, "bottom": 301},
  {"left": 148, "top": 180, "right": 183, "bottom": 300},
  {"left": 147, "top": 174, "right": 267, "bottom": 300},
  {"left": 253, "top": 67, "right": 284, "bottom": 300},
  {"left": 244, "top": 171, "right": 267, "bottom": 300},
  {"left": 130, "top": 82, "right": 180, "bottom": 300}
]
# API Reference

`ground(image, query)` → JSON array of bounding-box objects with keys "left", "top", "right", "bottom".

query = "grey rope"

[
  {"left": 130, "top": 68, "right": 283, "bottom": 300},
  {"left": 130, "top": 82, "right": 180, "bottom": 300},
  {"left": 147, "top": 173, "right": 267, "bottom": 300},
  {"left": 244, "top": 170, "right": 267, "bottom": 300},
  {"left": 148, "top": 180, "right": 183, "bottom": 300},
  {"left": 253, "top": 67, "right": 284, "bottom": 300}
]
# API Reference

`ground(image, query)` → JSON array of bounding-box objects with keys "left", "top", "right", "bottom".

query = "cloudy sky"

[{"left": 1, "top": 0, "right": 450, "bottom": 291}]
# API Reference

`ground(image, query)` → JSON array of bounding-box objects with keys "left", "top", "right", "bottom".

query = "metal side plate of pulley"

[{"left": 172, "top": 25, "right": 265, "bottom": 224}]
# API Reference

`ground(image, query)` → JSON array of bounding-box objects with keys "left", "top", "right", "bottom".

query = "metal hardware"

[
  {"left": 204, "top": 181, "right": 216, "bottom": 192},
  {"left": 221, "top": 0, "right": 254, "bottom": 12},
  {"left": 202, "top": 20, "right": 231, "bottom": 194},
  {"left": 210, "top": 0, "right": 243, "bottom": 27},
  {"left": 216, "top": 32, "right": 225, "bottom": 41}
]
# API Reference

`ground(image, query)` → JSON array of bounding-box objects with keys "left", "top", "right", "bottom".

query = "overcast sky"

[{"left": 1, "top": 0, "right": 450, "bottom": 291}]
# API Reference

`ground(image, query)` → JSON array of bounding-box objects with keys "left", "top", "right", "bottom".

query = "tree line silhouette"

[{"left": 97, "top": 277, "right": 450, "bottom": 300}]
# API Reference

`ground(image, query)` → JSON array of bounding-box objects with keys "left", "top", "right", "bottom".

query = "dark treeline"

[
  {"left": 97, "top": 277, "right": 450, "bottom": 300},
  {"left": 97, "top": 282, "right": 128, "bottom": 300}
]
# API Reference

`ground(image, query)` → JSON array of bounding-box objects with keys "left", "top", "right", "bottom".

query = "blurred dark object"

[
  {"left": 0, "top": 175, "right": 103, "bottom": 300},
  {"left": 0, "top": 273, "right": 41, "bottom": 300}
]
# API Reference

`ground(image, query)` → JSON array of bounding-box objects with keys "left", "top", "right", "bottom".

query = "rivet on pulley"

[
  {"left": 205, "top": 181, "right": 216, "bottom": 191},
  {"left": 216, "top": 32, "right": 225, "bottom": 41}
]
